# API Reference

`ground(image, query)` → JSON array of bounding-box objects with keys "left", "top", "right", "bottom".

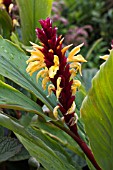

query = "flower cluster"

[{"left": 26, "top": 18, "right": 86, "bottom": 133}]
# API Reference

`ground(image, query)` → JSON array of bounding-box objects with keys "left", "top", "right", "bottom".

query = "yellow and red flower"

[{"left": 26, "top": 18, "right": 86, "bottom": 133}]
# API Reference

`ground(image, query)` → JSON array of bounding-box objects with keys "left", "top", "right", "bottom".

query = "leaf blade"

[{"left": 81, "top": 50, "right": 113, "bottom": 169}]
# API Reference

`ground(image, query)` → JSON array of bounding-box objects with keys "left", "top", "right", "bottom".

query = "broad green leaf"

[
  {"left": 0, "top": 80, "right": 50, "bottom": 121},
  {"left": 31, "top": 117, "right": 84, "bottom": 159},
  {"left": 0, "top": 36, "right": 57, "bottom": 112},
  {"left": 81, "top": 50, "right": 113, "bottom": 170},
  {"left": 0, "top": 8, "right": 12, "bottom": 38},
  {"left": 16, "top": 134, "right": 77, "bottom": 170},
  {"left": 16, "top": 0, "right": 53, "bottom": 45},
  {"left": 8, "top": 146, "right": 30, "bottom": 161},
  {"left": 0, "top": 113, "right": 77, "bottom": 170},
  {"left": 0, "top": 137, "right": 22, "bottom": 162}
]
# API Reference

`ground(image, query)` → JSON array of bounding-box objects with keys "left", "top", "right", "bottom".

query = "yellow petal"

[
  {"left": 42, "top": 76, "right": 50, "bottom": 90},
  {"left": 70, "top": 68, "right": 77, "bottom": 79},
  {"left": 30, "top": 42, "right": 43, "bottom": 50},
  {"left": 26, "top": 61, "right": 39, "bottom": 73},
  {"left": 61, "top": 44, "right": 73, "bottom": 55},
  {"left": 26, "top": 62, "right": 45, "bottom": 76},
  {"left": 67, "top": 54, "right": 87, "bottom": 63},
  {"left": 59, "top": 37, "right": 64, "bottom": 44},
  {"left": 54, "top": 55, "right": 59, "bottom": 66},
  {"left": 49, "top": 49, "right": 54, "bottom": 53},
  {"left": 0, "top": 0, "right": 3, "bottom": 3},
  {"left": 69, "top": 113, "right": 78, "bottom": 126},
  {"left": 56, "top": 77, "right": 62, "bottom": 100},
  {"left": 68, "top": 43, "right": 84, "bottom": 60},
  {"left": 13, "top": 19, "right": 20, "bottom": 27},
  {"left": 49, "top": 55, "right": 59, "bottom": 78},
  {"left": 100, "top": 55, "right": 109, "bottom": 60},
  {"left": 53, "top": 105, "right": 60, "bottom": 119},
  {"left": 26, "top": 55, "right": 43, "bottom": 64},
  {"left": 73, "top": 80, "right": 81, "bottom": 87},
  {"left": 67, "top": 101, "right": 76, "bottom": 114},
  {"left": 49, "top": 66, "right": 59, "bottom": 78},
  {"left": 70, "top": 62, "right": 82, "bottom": 76},
  {"left": 48, "top": 84, "right": 55, "bottom": 96},
  {"left": 9, "top": 3, "right": 14, "bottom": 13},
  {"left": 36, "top": 67, "right": 48, "bottom": 82},
  {"left": 31, "top": 50, "right": 44, "bottom": 59},
  {"left": 71, "top": 80, "right": 81, "bottom": 95}
]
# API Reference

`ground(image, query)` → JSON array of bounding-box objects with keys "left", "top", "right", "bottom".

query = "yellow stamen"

[
  {"left": 61, "top": 44, "right": 73, "bottom": 55},
  {"left": 68, "top": 43, "right": 84, "bottom": 60},
  {"left": 67, "top": 101, "right": 76, "bottom": 114},
  {"left": 100, "top": 55, "right": 109, "bottom": 60},
  {"left": 49, "top": 55, "right": 59, "bottom": 78},
  {"left": 48, "top": 84, "right": 55, "bottom": 96},
  {"left": 56, "top": 77, "right": 62, "bottom": 100},
  {"left": 42, "top": 76, "right": 50, "bottom": 90},
  {"left": 53, "top": 105, "right": 60, "bottom": 119}
]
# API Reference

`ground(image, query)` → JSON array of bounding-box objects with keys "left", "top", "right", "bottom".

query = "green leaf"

[
  {"left": 0, "top": 36, "right": 57, "bottom": 112},
  {"left": 0, "top": 80, "right": 50, "bottom": 121},
  {"left": 8, "top": 146, "right": 30, "bottom": 161},
  {"left": 31, "top": 117, "right": 84, "bottom": 159},
  {"left": 81, "top": 50, "right": 113, "bottom": 169},
  {"left": 0, "top": 113, "right": 77, "bottom": 170},
  {"left": 0, "top": 137, "right": 22, "bottom": 162},
  {"left": 16, "top": 0, "right": 53, "bottom": 45},
  {"left": 0, "top": 8, "right": 12, "bottom": 38}
]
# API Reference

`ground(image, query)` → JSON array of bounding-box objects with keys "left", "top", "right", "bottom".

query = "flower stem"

[{"left": 52, "top": 121, "right": 102, "bottom": 170}]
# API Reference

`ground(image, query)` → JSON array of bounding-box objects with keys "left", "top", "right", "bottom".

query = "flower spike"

[{"left": 26, "top": 17, "right": 86, "bottom": 133}]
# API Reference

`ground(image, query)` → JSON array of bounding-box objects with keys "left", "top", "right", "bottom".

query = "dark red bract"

[{"left": 36, "top": 18, "right": 78, "bottom": 133}]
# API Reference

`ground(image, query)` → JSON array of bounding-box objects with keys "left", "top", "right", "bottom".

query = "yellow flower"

[
  {"left": 53, "top": 105, "right": 60, "bottom": 119},
  {"left": 65, "top": 43, "right": 87, "bottom": 79},
  {"left": 26, "top": 44, "right": 46, "bottom": 77},
  {"left": 48, "top": 84, "right": 55, "bottom": 96},
  {"left": 66, "top": 101, "right": 76, "bottom": 114},
  {"left": 61, "top": 44, "right": 73, "bottom": 55},
  {"left": 42, "top": 76, "right": 50, "bottom": 90},
  {"left": 36, "top": 67, "right": 49, "bottom": 82},
  {"left": 100, "top": 55, "right": 109, "bottom": 61},
  {"left": 49, "top": 55, "right": 59, "bottom": 78},
  {"left": 70, "top": 62, "right": 82, "bottom": 76},
  {"left": 67, "top": 43, "right": 85, "bottom": 62},
  {"left": 56, "top": 77, "right": 62, "bottom": 100},
  {"left": 71, "top": 80, "right": 81, "bottom": 95}
]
